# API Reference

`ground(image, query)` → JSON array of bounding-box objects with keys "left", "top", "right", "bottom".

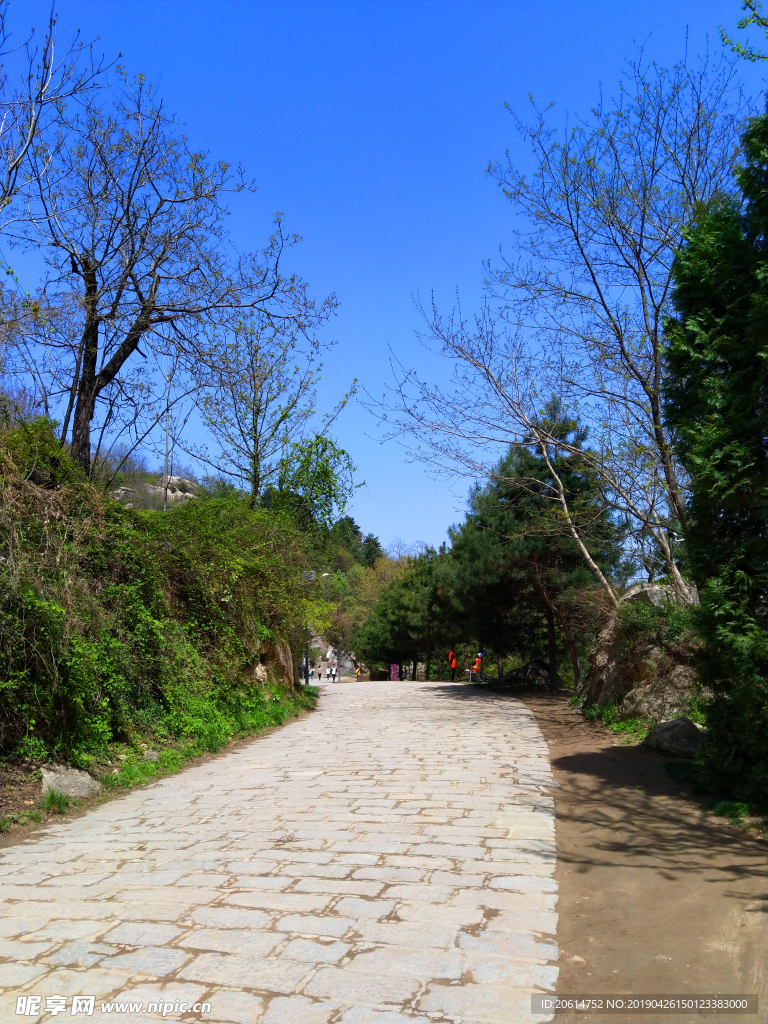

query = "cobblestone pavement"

[{"left": 1, "top": 682, "right": 559, "bottom": 1024}]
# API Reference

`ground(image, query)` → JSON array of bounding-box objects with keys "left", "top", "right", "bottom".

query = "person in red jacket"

[{"left": 448, "top": 647, "right": 459, "bottom": 682}]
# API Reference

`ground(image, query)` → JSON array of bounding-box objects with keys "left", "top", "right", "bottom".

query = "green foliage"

[
  {"left": 353, "top": 548, "right": 455, "bottom": 672},
  {"left": 720, "top": 0, "right": 768, "bottom": 62},
  {"left": 43, "top": 789, "right": 71, "bottom": 814},
  {"left": 0, "top": 417, "right": 81, "bottom": 488},
  {"left": 711, "top": 799, "right": 750, "bottom": 821},
  {"left": 0, "top": 808, "right": 42, "bottom": 831},
  {"left": 664, "top": 114, "right": 768, "bottom": 808},
  {"left": 615, "top": 601, "right": 696, "bottom": 649},
  {"left": 581, "top": 700, "right": 652, "bottom": 742},
  {"left": 615, "top": 601, "right": 666, "bottom": 644},
  {"left": 352, "top": 403, "right": 623, "bottom": 679},
  {"left": 0, "top": 422, "right": 321, "bottom": 757},
  {"left": 325, "top": 516, "right": 383, "bottom": 572},
  {"left": 271, "top": 434, "right": 358, "bottom": 530}
]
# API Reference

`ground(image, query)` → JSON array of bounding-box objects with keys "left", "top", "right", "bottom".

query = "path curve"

[{"left": 2, "top": 682, "right": 559, "bottom": 1024}]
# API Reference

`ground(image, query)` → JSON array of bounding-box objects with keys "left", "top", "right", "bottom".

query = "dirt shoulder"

[{"left": 515, "top": 690, "right": 767, "bottom": 1024}]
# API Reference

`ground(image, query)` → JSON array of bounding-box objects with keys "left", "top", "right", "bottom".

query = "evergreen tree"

[
  {"left": 664, "top": 114, "right": 768, "bottom": 806},
  {"left": 450, "top": 402, "right": 622, "bottom": 686}
]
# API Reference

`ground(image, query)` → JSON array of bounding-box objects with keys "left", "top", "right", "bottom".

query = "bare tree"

[
  {"left": 6, "top": 72, "right": 333, "bottom": 477},
  {"left": 384, "top": 53, "right": 750, "bottom": 602},
  {"left": 0, "top": 1, "right": 107, "bottom": 221},
  {"left": 186, "top": 309, "right": 354, "bottom": 506}
]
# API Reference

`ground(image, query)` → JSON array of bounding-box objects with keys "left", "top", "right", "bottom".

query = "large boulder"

[
  {"left": 642, "top": 716, "right": 705, "bottom": 759},
  {"left": 41, "top": 765, "right": 101, "bottom": 798},
  {"left": 495, "top": 659, "right": 559, "bottom": 687},
  {"left": 582, "top": 583, "right": 700, "bottom": 717},
  {"left": 620, "top": 664, "right": 699, "bottom": 721},
  {"left": 621, "top": 582, "right": 679, "bottom": 608}
]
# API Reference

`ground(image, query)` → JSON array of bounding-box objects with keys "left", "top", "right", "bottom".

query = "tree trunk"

[
  {"left": 436, "top": 654, "right": 443, "bottom": 681},
  {"left": 425, "top": 651, "right": 431, "bottom": 681},
  {"left": 558, "top": 610, "right": 583, "bottom": 691},
  {"left": 69, "top": 266, "right": 156, "bottom": 478},
  {"left": 411, "top": 657, "right": 417, "bottom": 682},
  {"left": 70, "top": 274, "right": 99, "bottom": 474},
  {"left": 497, "top": 656, "right": 504, "bottom": 680},
  {"left": 544, "top": 604, "right": 559, "bottom": 690}
]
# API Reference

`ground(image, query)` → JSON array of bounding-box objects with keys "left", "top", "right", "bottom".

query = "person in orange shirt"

[
  {"left": 471, "top": 653, "right": 483, "bottom": 680},
  {"left": 448, "top": 647, "right": 459, "bottom": 682}
]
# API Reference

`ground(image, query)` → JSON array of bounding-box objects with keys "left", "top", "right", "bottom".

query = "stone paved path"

[{"left": 1, "top": 682, "right": 559, "bottom": 1024}]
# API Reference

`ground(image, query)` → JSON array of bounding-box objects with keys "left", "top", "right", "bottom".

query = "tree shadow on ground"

[{"left": 426, "top": 682, "right": 767, "bottom": 898}]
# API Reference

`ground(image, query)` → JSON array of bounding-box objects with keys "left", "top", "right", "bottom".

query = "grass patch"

[
  {"left": 712, "top": 799, "right": 750, "bottom": 822},
  {"left": 710, "top": 798, "right": 767, "bottom": 836},
  {"left": 580, "top": 701, "right": 652, "bottom": 743},
  {"left": 97, "top": 684, "right": 318, "bottom": 792},
  {"left": 43, "top": 789, "right": 71, "bottom": 814},
  {"left": 1, "top": 682, "right": 319, "bottom": 842},
  {"left": 0, "top": 808, "right": 42, "bottom": 831}
]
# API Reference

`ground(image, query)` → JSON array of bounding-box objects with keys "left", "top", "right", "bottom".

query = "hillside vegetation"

[{"left": 0, "top": 419, "right": 319, "bottom": 763}]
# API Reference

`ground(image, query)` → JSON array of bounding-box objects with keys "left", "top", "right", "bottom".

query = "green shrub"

[
  {"left": 582, "top": 700, "right": 651, "bottom": 741},
  {"left": 712, "top": 799, "right": 750, "bottom": 821},
  {"left": 615, "top": 599, "right": 696, "bottom": 649},
  {"left": 0, "top": 423, "right": 321, "bottom": 757}
]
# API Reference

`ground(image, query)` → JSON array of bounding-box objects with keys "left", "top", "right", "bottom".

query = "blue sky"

[{"left": 14, "top": 0, "right": 767, "bottom": 548}]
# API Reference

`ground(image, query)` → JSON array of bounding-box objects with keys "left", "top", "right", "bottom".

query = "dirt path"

[
  {"left": 1, "top": 682, "right": 561, "bottom": 1024},
  {"left": 516, "top": 691, "right": 767, "bottom": 1024}
]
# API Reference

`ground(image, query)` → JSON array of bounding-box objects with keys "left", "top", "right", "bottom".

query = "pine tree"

[{"left": 664, "top": 114, "right": 768, "bottom": 805}]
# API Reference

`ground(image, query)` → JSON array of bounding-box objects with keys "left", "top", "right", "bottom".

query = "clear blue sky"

[{"left": 17, "top": 0, "right": 767, "bottom": 548}]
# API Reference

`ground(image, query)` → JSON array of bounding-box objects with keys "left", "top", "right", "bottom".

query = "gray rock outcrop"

[
  {"left": 109, "top": 477, "right": 198, "bottom": 507},
  {"left": 583, "top": 583, "right": 700, "bottom": 720},
  {"left": 41, "top": 765, "right": 101, "bottom": 798},
  {"left": 642, "top": 716, "right": 705, "bottom": 758},
  {"left": 620, "top": 663, "right": 699, "bottom": 721}
]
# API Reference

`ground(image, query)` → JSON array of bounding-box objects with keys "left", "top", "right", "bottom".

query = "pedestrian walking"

[
  {"left": 356, "top": 665, "right": 361, "bottom": 681},
  {"left": 471, "top": 652, "right": 483, "bottom": 680}
]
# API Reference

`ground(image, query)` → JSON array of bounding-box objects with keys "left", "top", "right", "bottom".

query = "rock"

[
  {"left": 250, "top": 662, "right": 268, "bottom": 684},
  {"left": 642, "top": 716, "right": 705, "bottom": 759},
  {"left": 582, "top": 582, "right": 700, "bottom": 713},
  {"left": 41, "top": 765, "right": 101, "bottom": 798},
  {"left": 260, "top": 640, "right": 295, "bottom": 688},
  {"left": 496, "top": 659, "right": 560, "bottom": 687},
  {"left": 620, "top": 664, "right": 699, "bottom": 721},
  {"left": 143, "top": 750, "right": 159, "bottom": 762},
  {"left": 109, "top": 477, "right": 198, "bottom": 506},
  {"left": 621, "top": 582, "right": 679, "bottom": 608}
]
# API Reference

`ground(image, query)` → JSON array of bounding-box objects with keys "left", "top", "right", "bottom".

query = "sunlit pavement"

[{"left": 1, "top": 682, "right": 559, "bottom": 1023}]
